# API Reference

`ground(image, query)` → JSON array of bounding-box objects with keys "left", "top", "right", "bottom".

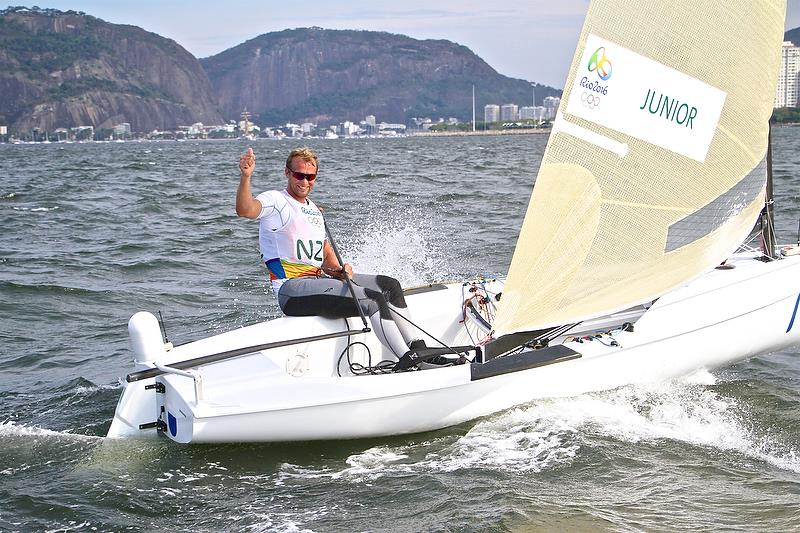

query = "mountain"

[
  {"left": 786, "top": 26, "right": 800, "bottom": 46},
  {"left": 200, "top": 27, "right": 560, "bottom": 125},
  {"left": 0, "top": 7, "right": 222, "bottom": 133}
]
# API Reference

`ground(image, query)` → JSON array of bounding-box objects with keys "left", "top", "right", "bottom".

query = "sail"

[{"left": 493, "top": 0, "right": 786, "bottom": 337}]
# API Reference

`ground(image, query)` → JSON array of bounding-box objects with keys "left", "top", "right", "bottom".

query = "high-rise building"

[
  {"left": 484, "top": 104, "right": 500, "bottom": 123},
  {"left": 543, "top": 96, "right": 561, "bottom": 120},
  {"left": 775, "top": 41, "right": 800, "bottom": 108},
  {"left": 500, "top": 103, "right": 518, "bottom": 121},
  {"left": 519, "top": 106, "right": 545, "bottom": 121}
]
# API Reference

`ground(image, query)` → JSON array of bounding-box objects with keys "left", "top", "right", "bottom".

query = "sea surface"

[{"left": 1, "top": 130, "right": 799, "bottom": 532}]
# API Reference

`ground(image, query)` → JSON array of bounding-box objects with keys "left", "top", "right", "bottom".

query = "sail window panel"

[{"left": 665, "top": 157, "right": 768, "bottom": 252}]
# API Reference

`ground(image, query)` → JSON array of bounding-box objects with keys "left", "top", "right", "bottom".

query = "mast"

[
  {"left": 240, "top": 108, "right": 251, "bottom": 138},
  {"left": 472, "top": 85, "right": 476, "bottom": 132},
  {"left": 760, "top": 125, "right": 777, "bottom": 258}
]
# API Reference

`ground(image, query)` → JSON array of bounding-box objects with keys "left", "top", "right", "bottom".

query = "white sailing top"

[{"left": 255, "top": 189, "right": 326, "bottom": 293}]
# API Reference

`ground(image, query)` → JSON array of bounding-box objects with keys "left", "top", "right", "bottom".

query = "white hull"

[{"left": 107, "top": 251, "right": 800, "bottom": 443}]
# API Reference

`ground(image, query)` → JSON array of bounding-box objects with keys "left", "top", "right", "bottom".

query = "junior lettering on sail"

[
  {"left": 564, "top": 34, "right": 726, "bottom": 163},
  {"left": 639, "top": 89, "right": 698, "bottom": 129}
]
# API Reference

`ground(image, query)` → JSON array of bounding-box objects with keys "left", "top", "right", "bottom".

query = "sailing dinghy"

[{"left": 107, "top": 0, "right": 800, "bottom": 443}]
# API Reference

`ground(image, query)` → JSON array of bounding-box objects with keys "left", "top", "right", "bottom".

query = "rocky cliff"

[
  {"left": 0, "top": 7, "right": 223, "bottom": 133},
  {"left": 201, "top": 28, "right": 559, "bottom": 125}
]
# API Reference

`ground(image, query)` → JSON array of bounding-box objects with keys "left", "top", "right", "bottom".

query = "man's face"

[{"left": 285, "top": 157, "right": 317, "bottom": 202}]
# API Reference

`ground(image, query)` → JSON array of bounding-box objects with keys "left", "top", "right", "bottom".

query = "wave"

[
  {"left": 273, "top": 374, "right": 800, "bottom": 484},
  {"left": 274, "top": 413, "right": 579, "bottom": 484},
  {"left": 121, "top": 161, "right": 159, "bottom": 170},
  {"left": 507, "top": 376, "right": 800, "bottom": 474},
  {"left": 0, "top": 420, "right": 101, "bottom": 441},
  {"left": 117, "top": 257, "right": 194, "bottom": 271},
  {"left": 0, "top": 280, "right": 113, "bottom": 297},
  {"left": 11, "top": 205, "right": 59, "bottom": 212},
  {"left": 51, "top": 377, "right": 122, "bottom": 395}
]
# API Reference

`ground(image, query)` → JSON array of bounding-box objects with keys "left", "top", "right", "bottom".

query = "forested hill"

[
  {"left": 0, "top": 8, "right": 560, "bottom": 132},
  {"left": 0, "top": 6, "right": 222, "bottom": 132},
  {"left": 786, "top": 26, "right": 800, "bottom": 46},
  {"left": 200, "top": 27, "right": 560, "bottom": 125}
]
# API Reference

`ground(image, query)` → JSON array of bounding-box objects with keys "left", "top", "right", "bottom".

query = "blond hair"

[{"left": 286, "top": 147, "right": 318, "bottom": 171}]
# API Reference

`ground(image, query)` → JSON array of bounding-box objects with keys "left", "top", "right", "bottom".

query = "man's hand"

[
  {"left": 323, "top": 262, "right": 353, "bottom": 279},
  {"left": 341, "top": 263, "right": 354, "bottom": 279},
  {"left": 236, "top": 147, "right": 262, "bottom": 218},
  {"left": 239, "top": 147, "right": 255, "bottom": 179}
]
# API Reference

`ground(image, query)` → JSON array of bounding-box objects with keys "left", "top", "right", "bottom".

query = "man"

[{"left": 236, "top": 146, "right": 424, "bottom": 358}]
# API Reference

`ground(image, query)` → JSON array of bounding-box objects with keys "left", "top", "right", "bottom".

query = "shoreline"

[
  {"left": 5, "top": 124, "right": 798, "bottom": 145},
  {"left": 410, "top": 128, "right": 551, "bottom": 137},
  {"left": 0, "top": 128, "right": 553, "bottom": 145}
]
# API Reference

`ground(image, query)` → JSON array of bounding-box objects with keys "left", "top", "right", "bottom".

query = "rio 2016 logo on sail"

[
  {"left": 582, "top": 92, "right": 600, "bottom": 109},
  {"left": 578, "top": 46, "right": 613, "bottom": 108},
  {"left": 588, "top": 47, "right": 612, "bottom": 81}
]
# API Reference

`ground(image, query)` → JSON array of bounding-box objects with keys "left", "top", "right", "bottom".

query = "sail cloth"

[{"left": 492, "top": 0, "right": 786, "bottom": 337}]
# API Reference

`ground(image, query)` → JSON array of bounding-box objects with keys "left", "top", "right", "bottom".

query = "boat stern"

[{"left": 106, "top": 311, "right": 170, "bottom": 439}]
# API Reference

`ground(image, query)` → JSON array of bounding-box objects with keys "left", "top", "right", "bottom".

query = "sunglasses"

[{"left": 287, "top": 168, "right": 317, "bottom": 182}]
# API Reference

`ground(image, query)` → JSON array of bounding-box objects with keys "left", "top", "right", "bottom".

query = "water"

[{"left": 1, "top": 130, "right": 799, "bottom": 532}]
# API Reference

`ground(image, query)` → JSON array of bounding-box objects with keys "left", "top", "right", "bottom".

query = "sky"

[{"left": 3, "top": 0, "right": 800, "bottom": 89}]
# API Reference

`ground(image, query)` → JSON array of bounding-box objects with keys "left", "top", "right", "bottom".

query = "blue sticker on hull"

[
  {"left": 168, "top": 412, "right": 177, "bottom": 437},
  {"left": 787, "top": 293, "right": 800, "bottom": 333}
]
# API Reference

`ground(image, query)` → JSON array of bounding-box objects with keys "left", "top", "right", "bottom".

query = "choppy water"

[{"left": 1, "top": 130, "right": 799, "bottom": 532}]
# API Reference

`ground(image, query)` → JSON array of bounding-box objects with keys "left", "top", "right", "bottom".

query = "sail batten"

[
  {"left": 493, "top": 0, "right": 786, "bottom": 337},
  {"left": 601, "top": 199, "right": 693, "bottom": 214}
]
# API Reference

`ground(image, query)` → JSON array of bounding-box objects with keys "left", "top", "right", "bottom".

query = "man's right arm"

[{"left": 236, "top": 147, "right": 262, "bottom": 219}]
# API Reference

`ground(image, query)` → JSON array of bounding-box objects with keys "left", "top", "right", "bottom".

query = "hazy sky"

[{"left": 3, "top": 0, "right": 800, "bottom": 88}]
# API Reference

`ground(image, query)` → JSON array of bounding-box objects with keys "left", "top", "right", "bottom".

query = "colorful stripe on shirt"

[{"left": 265, "top": 258, "right": 321, "bottom": 280}]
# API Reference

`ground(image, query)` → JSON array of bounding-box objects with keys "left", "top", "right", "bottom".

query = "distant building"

[
  {"left": 71, "top": 126, "right": 94, "bottom": 140},
  {"left": 519, "top": 106, "right": 545, "bottom": 121},
  {"left": 338, "top": 121, "right": 360, "bottom": 136},
  {"left": 113, "top": 123, "right": 131, "bottom": 137},
  {"left": 775, "top": 41, "right": 800, "bottom": 108},
  {"left": 484, "top": 104, "right": 500, "bottom": 123},
  {"left": 543, "top": 97, "right": 561, "bottom": 120},
  {"left": 500, "top": 104, "right": 518, "bottom": 121},
  {"left": 283, "top": 123, "right": 302, "bottom": 137},
  {"left": 0, "top": 125, "right": 7, "bottom": 136},
  {"left": 53, "top": 127, "right": 69, "bottom": 141},
  {"left": 379, "top": 122, "right": 406, "bottom": 135},
  {"left": 363, "top": 115, "right": 377, "bottom": 135},
  {"left": 188, "top": 122, "right": 204, "bottom": 136}
]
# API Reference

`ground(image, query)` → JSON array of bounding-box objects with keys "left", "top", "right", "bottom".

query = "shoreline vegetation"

[{"left": 771, "top": 107, "right": 800, "bottom": 124}]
